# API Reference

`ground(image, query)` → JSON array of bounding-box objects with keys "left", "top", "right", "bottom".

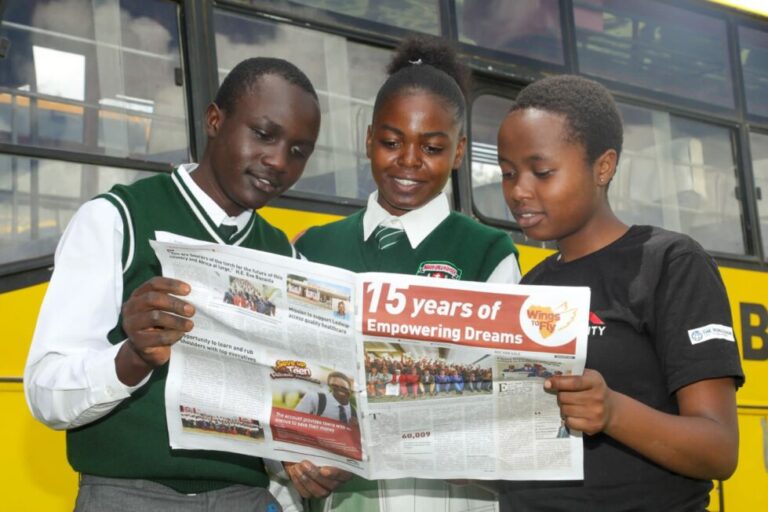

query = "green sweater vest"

[
  {"left": 296, "top": 208, "right": 518, "bottom": 496},
  {"left": 66, "top": 169, "right": 293, "bottom": 493},
  {"left": 296, "top": 209, "right": 517, "bottom": 281}
]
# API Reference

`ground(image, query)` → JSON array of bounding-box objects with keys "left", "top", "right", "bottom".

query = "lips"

[
  {"left": 512, "top": 210, "right": 545, "bottom": 229},
  {"left": 247, "top": 171, "right": 279, "bottom": 194}
]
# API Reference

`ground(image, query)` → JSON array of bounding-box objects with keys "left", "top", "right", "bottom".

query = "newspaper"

[{"left": 151, "top": 238, "right": 590, "bottom": 481}]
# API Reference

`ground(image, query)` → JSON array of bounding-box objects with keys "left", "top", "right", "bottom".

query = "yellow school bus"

[{"left": 1, "top": 0, "right": 766, "bottom": 510}]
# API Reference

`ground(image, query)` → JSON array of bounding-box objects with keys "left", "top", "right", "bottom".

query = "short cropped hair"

[
  {"left": 374, "top": 35, "right": 470, "bottom": 129},
  {"left": 214, "top": 57, "right": 318, "bottom": 113},
  {"left": 511, "top": 75, "right": 623, "bottom": 165},
  {"left": 327, "top": 371, "right": 352, "bottom": 387}
]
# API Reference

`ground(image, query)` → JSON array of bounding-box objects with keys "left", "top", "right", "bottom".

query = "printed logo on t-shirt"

[
  {"left": 687, "top": 324, "right": 735, "bottom": 345},
  {"left": 416, "top": 260, "right": 462, "bottom": 279},
  {"left": 589, "top": 311, "right": 606, "bottom": 337}
]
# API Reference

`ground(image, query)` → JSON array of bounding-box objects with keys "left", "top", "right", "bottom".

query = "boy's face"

[
  {"left": 203, "top": 74, "right": 320, "bottom": 216},
  {"left": 366, "top": 91, "right": 466, "bottom": 216}
]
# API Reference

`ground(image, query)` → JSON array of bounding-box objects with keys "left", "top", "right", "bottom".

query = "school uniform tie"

[
  {"left": 338, "top": 405, "right": 348, "bottom": 423},
  {"left": 219, "top": 223, "right": 237, "bottom": 241},
  {"left": 374, "top": 225, "right": 405, "bottom": 250}
]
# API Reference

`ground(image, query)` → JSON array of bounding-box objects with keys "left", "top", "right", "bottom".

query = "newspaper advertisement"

[{"left": 152, "top": 239, "right": 590, "bottom": 481}]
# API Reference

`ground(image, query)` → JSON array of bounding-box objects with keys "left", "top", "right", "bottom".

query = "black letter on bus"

[{"left": 741, "top": 303, "right": 768, "bottom": 361}]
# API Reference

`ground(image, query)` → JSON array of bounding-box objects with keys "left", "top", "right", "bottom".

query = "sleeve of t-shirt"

[{"left": 652, "top": 248, "right": 744, "bottom": 394}]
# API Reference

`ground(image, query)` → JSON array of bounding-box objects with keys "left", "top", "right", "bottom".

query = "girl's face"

[
  {"left": 497, "top": 108, "right": 612, "bottom": 252},
  {"left": 367, "top": 91, "right": 466, "bottom": 216}
]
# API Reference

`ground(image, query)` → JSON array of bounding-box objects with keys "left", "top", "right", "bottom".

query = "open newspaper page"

[
  {"left": 152, "top": 239, "right": 367, "bottom": 475},
  {"left": 152, "top": 239, "right": 590, "bottom": 481},
  {"left": 357, "top": 273, "right": 590, "bottom": 481}
]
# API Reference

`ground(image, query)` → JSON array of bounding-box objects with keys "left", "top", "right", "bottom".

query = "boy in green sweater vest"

[
  {"left": 294, "top": 36, "right": 520, "bottom": 512},
  {"left": 25, "top": 58, "right": 350, "bottom": 511}
]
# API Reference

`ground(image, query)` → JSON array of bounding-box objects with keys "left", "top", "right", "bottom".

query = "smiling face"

[
  {"left": 196, "top": 74, "right": 320, "bottom": 216},
  {"left": 367, "top": 91, "right": 466, "bottom": 216},
  {"left": 328, "top": 376, "right": 352, "bottom": 406},
  {"left": 497, "top": 108, "right": 618, "bottom": 259}
]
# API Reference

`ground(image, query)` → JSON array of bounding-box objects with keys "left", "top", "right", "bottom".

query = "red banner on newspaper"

[
  {"left": 270, "top": 408, "right": 363, "bottom": 461},
  {"left": 361, "top": 281, "right": 580, "bottom": 355}
]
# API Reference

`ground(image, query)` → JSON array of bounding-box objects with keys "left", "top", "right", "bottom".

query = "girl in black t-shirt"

[{"left": 496, "top": 75, "right": 744, "bottom": 511}]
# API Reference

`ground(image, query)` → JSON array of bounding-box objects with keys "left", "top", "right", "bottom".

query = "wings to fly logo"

[{"left": 519, "top": 296, "right": 580, "bottom": 348}]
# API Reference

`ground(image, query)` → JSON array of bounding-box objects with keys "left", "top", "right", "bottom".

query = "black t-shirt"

[{"left": 500, "top": 226, "right": 744, "bottom": 512}]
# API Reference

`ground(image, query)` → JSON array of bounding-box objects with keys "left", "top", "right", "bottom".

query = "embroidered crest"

[{"left": 416, "top": 260, "right": 462, "bottom": 279}]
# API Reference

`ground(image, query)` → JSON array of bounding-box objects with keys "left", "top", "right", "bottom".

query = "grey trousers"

[{"left": 74, "top": 475, "right": 283, "bottom": 512}]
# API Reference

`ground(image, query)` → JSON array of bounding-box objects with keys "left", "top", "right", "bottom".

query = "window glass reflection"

[
  {"left": 611, "top": 104, "right": 743, "bottom": 254},
  {"left": 739, "top": 26, "right": 768, "bottom": 118},
  {"left": 750, "top": 132, "right": 768, "bottom": 258},
  {"left": 470, "top": 94, "right": 745, "bottom": 255},
  {"left": 226, "top": 0, "right": 440, "bottom": 35},
  {"left": 214, "top": 10, "right": 390, "bottom": 201},
  {"left": 0, "top": 0, "right": 189, "bottom": 163},
  {"left": 0, "top": 154, "right": 154, "bottom": 267},
  {"left": 457, "top": 0, "right": 564, "bottom": 65},
  {"left": 574, "top": 0, "right": 734, "bottom": 109},
  {"left": 470, "top": 95, "right": 515, "bottom": 222}
]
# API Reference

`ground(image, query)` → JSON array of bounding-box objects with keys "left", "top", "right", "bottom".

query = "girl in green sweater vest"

[{"left": 293, "top": 36, "right": 520, "bottom": 512}]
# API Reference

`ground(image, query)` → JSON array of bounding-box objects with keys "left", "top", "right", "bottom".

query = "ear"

[
  {"left": 453, "top": 135, "right": 468, "bottom": 170},
  {"left": 593, "top": 149, "right": 618, "bottom": 187},
  {"left": 365, "top": 125, "right": 373, "bottom": 159},
  {"left": 205, "top": 103, "right": 224, "bottom": 138}
]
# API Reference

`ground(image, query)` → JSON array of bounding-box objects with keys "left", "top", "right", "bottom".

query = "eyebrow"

[
  {"left": 380, "top": 123, "right": 450, "bottom": 139},
  {"left": 498, "top": 154, "right": 547, "bottom": 165}
]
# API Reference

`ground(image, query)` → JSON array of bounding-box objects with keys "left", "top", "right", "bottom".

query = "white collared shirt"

[
  {"left": 362, "top": 192, "right": 521, "bottom": 284},
  {"left": 24, "top": 164, "right": 253, "bottom": 430}
]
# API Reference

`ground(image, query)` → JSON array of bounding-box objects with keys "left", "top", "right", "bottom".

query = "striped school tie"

[{"left": 374, "top": 225, "right": 405, "bottom": 250}]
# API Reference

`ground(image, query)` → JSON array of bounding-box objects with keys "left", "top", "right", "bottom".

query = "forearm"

[
  {"left": 24, "top": 344, "right": 143, "bottom": 429},
  {"left": 604, "top": 390, "right": 738, "bottom": 480}
]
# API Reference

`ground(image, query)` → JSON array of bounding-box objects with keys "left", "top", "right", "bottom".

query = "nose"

[
  {"left": 261, "top": 142, "right": 289, "bottom": 172},
  {"left": 397, "top": 143, "right": 422, "bottom": 169},
  {"left": 502, "top": 174, "right": 532, "bottom": 206}
]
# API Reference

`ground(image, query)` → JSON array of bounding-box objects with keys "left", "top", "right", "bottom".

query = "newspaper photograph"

[{"left": 151, "top": 240, "right": 590, "bottom": 480}]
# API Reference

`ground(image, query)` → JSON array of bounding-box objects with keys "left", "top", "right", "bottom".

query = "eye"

[
  {"left": 252, "top": 127, "right": 273, "bottom": 142},
  {"left": 500, "top": 168, "right": 517, "bottom": 181},
  {"left": 533, "top": 169, "right": 554, "bottom": 178},
  {"left": 290, "top": 145, "right": 308, "bottom": 159},
  {"left": 423, "top": 145, "right": 443, "bottom": 155},
  {"left": 380, "top": 139, "right": 400, "bottom": 149}
]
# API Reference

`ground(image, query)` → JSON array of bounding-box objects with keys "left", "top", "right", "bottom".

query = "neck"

[{"left": 557, "top": 207, "right": 628, "bottom": 263}]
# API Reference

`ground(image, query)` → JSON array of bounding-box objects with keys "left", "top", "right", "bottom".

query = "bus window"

[
  {"left": 611, "top": 103, "right": 744, "bottom": 255},
  {"left": 239, "top": 0, "right": 441, "bottom": 36},
  {"left": 458, "top": 0, "right": 564, "bottom": 65},
  {"left": 469, "top": 94, "right": 746, "bottom": 256},
  {"left": 739, "top": 25, "right": 768, "bottom": 119},
  {"left": 214, "top": 9, "right": 390, "bottom": 202},
  {"left": 573, "top": 0, "right": 735, "bottom": 110},
  {"left": 0, "top": 154, "right": 154, "bottom": 267},
  {"left": 0, "top": 0, "right": 189, "bottom": 163},
  {"left": 469, "top": 94, "right": 515, "bottom": 223},
  {"left": 750, "top": 131, "right": 768, "bottom": 259}
]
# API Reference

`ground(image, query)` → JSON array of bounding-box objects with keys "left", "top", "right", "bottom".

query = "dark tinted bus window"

[
  {"left": 740, "top": 25, "right": 768, "bottom": 118},
  {"left": 750, "top": 131, "right": 768, "bottom": 258},
  {"left": 574, "top": 0, "right": 734, "bottom": 109},
  {"left": 612, "top": 103, "right": 744, "bottom": 255},
  {"left": 214, "top": 10, "right": 390, "bottom": 201},
  {"left": 227, "top": 0, "right": 440, "bottom": 35},
  {"left": 0, "top": 0, "right": 189, "bottom": 164},
  {"left": 470, "top": 95, "right": 514, "bottom": 222},
  {"left": 458, "top": 0, "right": 564, "bottom": 65}
]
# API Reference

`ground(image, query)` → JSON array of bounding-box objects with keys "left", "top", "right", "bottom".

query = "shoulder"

[
  {"left": 296, "top": 211, "right": 363, "bottom": 251},
  {"left": 632, "top": 225, "right": 714, "bottom": 271},
  {"left": 442, "top": 212, "right": 518, "bottom": 253}
]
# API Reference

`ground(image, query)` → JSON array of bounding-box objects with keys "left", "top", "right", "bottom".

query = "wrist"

[{"left": 115, "top": 340, "right": 153, "bottom": 386}]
